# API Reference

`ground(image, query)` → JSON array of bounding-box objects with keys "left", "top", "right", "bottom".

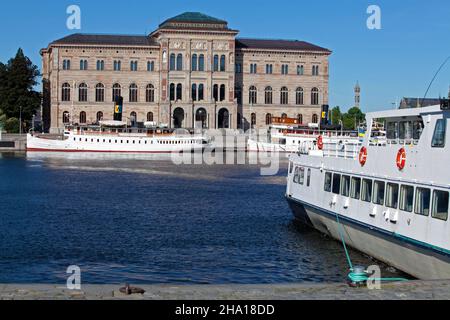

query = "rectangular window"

[
  {"left": 399, "top": 121, "right": 412, "bottom": 140},
  {"left": 415, "top": 188, "right": 431, "bottom": 216},
  {"left": 299, "top": 168, "right": 305, "bottom": 185},
  {"left": 399, "top": 185, "right": 414, "bottom": 212},
  {"left": 324, "top": 172, "right": 332, "bottom": 192},
  {"left": 361, "top": 179, "right": 373, "bottom": 202},
  {"left": 386, "top": 183, "right": 399, "bottom": 209},
  {"left": 350, "top": 177, "right": 361, "bottom": 200},
  {"left": 431, "top": 119, "right": 446, "bottom": 148},
  {"left": 387, "top": 122, "right": 398, "bottom": 140},
  {"left": 341, "top": 175, "right": 350, "bottom": 197},
  {"left": 293, "top": 167, "right": 299, "bottom": 184},
  {"left": 307, "top": 169, "right": 311, "bottom": 187},
  {"left": 373, "top": 180, "right": 386, "bottom": 205},
  {"left": 332, "top": 174, "right": 341, "bottom": 195},
  {"left": 432, "top": 190, "right": 449, "bottom": 221}
]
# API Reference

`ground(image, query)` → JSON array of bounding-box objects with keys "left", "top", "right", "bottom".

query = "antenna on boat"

[{"left": 421, "top": 55, "right": 450, "bottom": 107}]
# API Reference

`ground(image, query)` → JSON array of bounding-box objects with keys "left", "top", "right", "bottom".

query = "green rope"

[{"left": 334, "top": 211, "right": 409, "bottom": 284}]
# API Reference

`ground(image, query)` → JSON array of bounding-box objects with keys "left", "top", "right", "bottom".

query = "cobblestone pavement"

[{"left": 1, "top": 280, "right": 450, "bottom": 300}]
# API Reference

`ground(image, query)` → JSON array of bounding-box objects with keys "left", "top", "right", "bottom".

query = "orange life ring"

[
  {"left": 317, "top": 135, "right": 324, "bottom": 150},
  {"left": 396, "top": 148, "right": 406, "bottom": 170},
  {"left": 359, "top": 147, "right": 368, "bottom": 166}
]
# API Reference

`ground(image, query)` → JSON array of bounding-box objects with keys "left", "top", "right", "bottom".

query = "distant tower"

[
  {"left": 448, "top": 85, "right": 450, "bottom": 99},
  {"left": 354, "top": 81, "right": 361, "bottom": 108}
]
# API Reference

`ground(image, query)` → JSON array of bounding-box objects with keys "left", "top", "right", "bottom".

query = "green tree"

[
  {"left": 330, "top": 106, "right": 342, "bottom": 126},
  {"left": 0, "top": 48, "right": 41, "bottom": 129},
  {"left": 342, "top": 107, "right": 365, "bottom": 130}
]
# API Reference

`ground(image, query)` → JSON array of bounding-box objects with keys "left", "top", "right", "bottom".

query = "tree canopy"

[
  {"left": 0, "top": 48, "right": 41, "bottom": 132},
  {"left": 330, "top": 106, "right": 365, "bottom": 130}
]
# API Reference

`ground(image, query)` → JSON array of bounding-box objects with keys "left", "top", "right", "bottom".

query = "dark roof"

[
  {"left": 159, "top": 12, "right": 227, "bottom": 27},
  {"left": 400, "top": 97, "right": 442, "bottom": 109},
  {"left": 51, "top": 34, "right": 158, "bottom": 47},
  {"left": 236, "top": 38, "right": 331, "bottom": 53}
]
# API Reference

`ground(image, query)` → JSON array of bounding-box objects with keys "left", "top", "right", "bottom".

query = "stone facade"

[{"left": 41, "top": 12, "right": 331, "bottom": 133}]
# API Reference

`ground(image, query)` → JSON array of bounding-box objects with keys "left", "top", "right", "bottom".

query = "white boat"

[
  {"left": 248, "top": 117, "right": 360, "bottom": 153},
  {"left": 286, "top": 101, "right": 450, "bottom": 279},
  {"left": 27, "top": 122, "right": 208, "bottom": 154}
]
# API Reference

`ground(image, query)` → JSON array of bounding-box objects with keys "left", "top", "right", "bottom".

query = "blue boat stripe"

[{"left": 286, "top": 196, "right": 450, "bottom": 258}]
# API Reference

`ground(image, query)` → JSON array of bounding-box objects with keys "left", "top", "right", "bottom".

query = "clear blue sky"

[{"left": 0, "top": 0, "right": 449, "bottom": 112}]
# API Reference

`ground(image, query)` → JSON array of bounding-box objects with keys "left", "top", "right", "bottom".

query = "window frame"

[
  {"left": 350, "top": 177, "right": 361, "bottom": 200},
  {"left": 432, "top": 190, "right": 449, "bottom": 221},
  {"left": 399, "top": 185, "right": 414, "bottom": 212}
]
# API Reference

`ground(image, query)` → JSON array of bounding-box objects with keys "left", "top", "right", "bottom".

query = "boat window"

[
  {"left": 431, "top": 119, "right": 446, "bottom": 148},
  {"left": 293, "top": 167, "right": 299, "bottom": 184},
  {"left": 341, "top": 175, "right": 350, "bottom": 197},
  {"left": 387, "top": 122, "right": 398, "bottom": 140},
  {"left": 373, "top": 180, "right": 385, "bottom": 205},
  {"left": 324, "top": 172, "right": 332, "bottom": 192},
  {"left": 299, "top": 168, "right": 305, "bottom": 185},
  {"left": 362, "top": 179, "right": 372, "bottom": 202},
  {"left": 399, "top": 185, "right": 414, "bottom": 212},
  {"left": 385, "top": 183, "right": 399, "bottom": 209},
  {"left": 350, "top": 177, "right": 361, "bottom": 200},
  {"left": 332, "top": 174, "right": 341, "bottom": 195},
  {"left": 413, "top": 121, "right": 424, "bottom": 140},
  {"left": 399, "top": 121, "right": 412, "bottom": 140},
  {"left": 432, "top": 190, "right": 449, "bottom": 221},
  {"left": 307, "top": 169, "right": 311, "bottom": 187},
  {"left": 415, "top": 188, "right": 431, "bottom": 216}
]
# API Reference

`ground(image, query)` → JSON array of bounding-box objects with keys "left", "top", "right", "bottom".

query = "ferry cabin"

[{"left": 286, "top": 104, "right": 450, "bottom": 279}]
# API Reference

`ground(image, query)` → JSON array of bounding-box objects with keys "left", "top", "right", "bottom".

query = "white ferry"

[
  {"left": 286, "top": 100, "right": 450, "bottom": 280},
  {"left": 247, "top": 117, "right": 360, "bottom": 153},
  {"left": 27, "top": 121, "right": 208, "bottom": 153}
]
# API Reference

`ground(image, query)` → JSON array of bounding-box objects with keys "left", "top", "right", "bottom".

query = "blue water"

[{"left": 0, "top": 152, "right": 403, "bottom": 284}]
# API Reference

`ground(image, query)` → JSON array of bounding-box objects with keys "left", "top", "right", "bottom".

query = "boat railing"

[{"left": 299, "top": 138, "right": 361, "bottom": 159}]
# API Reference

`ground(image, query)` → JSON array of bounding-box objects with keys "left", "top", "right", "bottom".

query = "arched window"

[
  {"left": 95, "top": 83, "right": 104, "bottom": 102},
  {"left": 169, "top": 83, "right": 175, "bottom": 101},
  {"left": 251, "top": 113, "right": 256, "bottom": 128},
  {"left": 176, "top": 54, "right": 183, "bottom": 71},
  {"left": 296, "top": 87, "right": 304, "bottom": 105},
  {"left": 213, "top": 55, "right": 219, "bottom": 72},
  {"left": 192, "top": 84, "right": 197, "bottom": 101},
  {"left": 147, "top": 61, "right": 154, "bottom": 72},
  {"left": 266, "top": 113, "right": 272, "bottom": 125},
  {"left": 220, "top": 84, "right": 226, "bottom": 102},
  {"left": 146, "top": 84, "right": 155, "bottom": 103},
  {"left": 170, "top": 54, "right": 176, "bottom": 71},
  {"left": 79, "top": 111, "right": 87, "bottom": 124},
  {"left": 281, "top": 113, "right": 288, "bottom": 119},
  {"left": 96, "top": 111, "right": 103, "bottom": 123},
  {"left": 280, "top": 87, "right": 289, "bottom": 105},
  {"left": 129, "top": 84, "right": 138, "bottom": 102},
  {"left": 112, "top": 83, "right": 121, "bottom": 102},
  {"left": 80, "top": 60, "right": 88, "bottom": 70},
  {"left": 312, "top": 114, "right": 319, "bottom": 123},
  {"left": 297, "top": 114, "right": 303, "bottom": 124},
  {"left": 213, "top": 84, "right": 219, "bottom": 102},
  {"left": 147, "top": 112, "right": 154, "bottom": 122},
  {"left": 130, "top": 112, "right": 137, "bottom": 126},
  {"left": 311, "top": 88, "right": 319, "bottom": 105},
  {"left": 265, "top": 86, "right": 273, "bottom": 104},
  {"left": 198, "top": 84, "right": 204, "bottom": 101},
  {"left": 78, "top": 83, "right": 88, "bottom": 102},
  {"left": 220, "top": 55, "right": 226, "bottom": 72},
  {"left": 62, "top": 112, "right": 70, "bottom": 124},
  {"left": 199, "top": 54, "right": 205, "bottom": 71},
  {"left": 176, "top": 83, "right": 182, "bottom": 101},
  {"left": 192, "top": 54, "right": 198, "bottom": 71},
  {"left": 61, "top": 83, "right": 71, "bottom": 101},
  {"left": 249, "top": 86, "right": 257, "bottom": 104}
]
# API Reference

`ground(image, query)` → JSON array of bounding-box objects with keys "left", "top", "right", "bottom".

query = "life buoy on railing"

[
  {"left": 359, "top": 147, "right": 368, "bottom": 166},
  {"left": 317, "top": 135, "right": 324, "bottom": 150},
  {"left": 396, "top": 148, "right": 406, "bottom": 170}
]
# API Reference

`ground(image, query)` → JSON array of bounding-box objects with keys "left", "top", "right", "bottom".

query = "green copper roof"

[{"left": 159, "top": 12, "right": 227, "bottom": 27}]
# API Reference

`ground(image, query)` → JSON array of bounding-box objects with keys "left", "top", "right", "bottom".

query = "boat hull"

[
  {"left": 287, "top": 196, "right": 450, "bottom": 280},
  {"left": 26, "top": 134, "right": 206, "bottom": 154}
]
